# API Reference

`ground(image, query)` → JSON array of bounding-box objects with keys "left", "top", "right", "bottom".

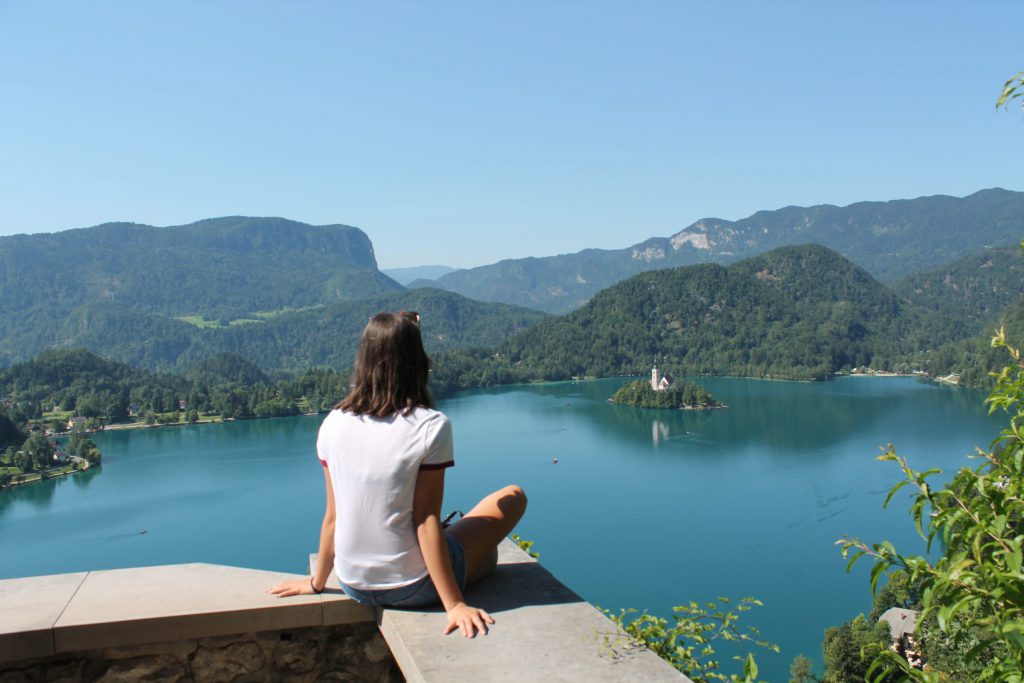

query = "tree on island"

[{"left": 610, "top": 378, "right": 720, "bottom": 409}]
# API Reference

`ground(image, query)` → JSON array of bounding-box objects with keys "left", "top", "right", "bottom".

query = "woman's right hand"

[
  {"left": 444, "top": 602, "right": 494, "bottom": 637},
  {"left": 267, "top": 577, "right": 315, "bottom": 598}
]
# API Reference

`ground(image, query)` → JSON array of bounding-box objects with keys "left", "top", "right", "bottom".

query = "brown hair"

[{"left": 335, "top": 312, "right": 433, "bottom": 417}]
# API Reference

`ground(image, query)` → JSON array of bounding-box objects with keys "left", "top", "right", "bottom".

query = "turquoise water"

[{"left": 0, "top": 377, "right": 1001, "bottom": 680}]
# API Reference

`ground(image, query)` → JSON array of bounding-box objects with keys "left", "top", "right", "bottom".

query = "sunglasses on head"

[{"left": 399, "top": 311, "right": 420, "bottom": 325}]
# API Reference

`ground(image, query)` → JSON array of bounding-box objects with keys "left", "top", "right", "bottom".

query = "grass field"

[
  {"left": 173, "top": 304, "right": 325, "bottom": 329},
  {"left": 174, "top": 315, "right": 265, "bottom": 329}
]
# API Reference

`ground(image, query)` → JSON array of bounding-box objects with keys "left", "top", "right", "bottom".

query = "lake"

[{"left": 0, "top": 376, "right": 1001, "bottom": 680}]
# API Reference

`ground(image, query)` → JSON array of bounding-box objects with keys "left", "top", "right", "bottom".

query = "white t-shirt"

[{"left": 316, "top": 407, "right": 454, "bottom": 589}]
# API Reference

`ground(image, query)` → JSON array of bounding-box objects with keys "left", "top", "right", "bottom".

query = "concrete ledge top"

[
  {"left": 379, "top": 539, "right": 688, "bottom": 683},
  {"left": 0, "top": 563, "right": 373, "bottom": 664},
  {"left": 0, "top": 571, "right": 88, "bottom": 665}
]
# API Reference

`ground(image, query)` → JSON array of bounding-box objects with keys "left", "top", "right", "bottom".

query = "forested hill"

[
  {"left": 8, "top": 288, "right": 545, "bottom": 372},
  {"left": 895, "top": 242, "right": 1024, "bottom": 334},
  {"left": 414, "top": 188, "right": 1024, "bottom": 314},
  {"left": 494, "top": 245, "right": 942, "bottom": 381},
  {"left": 0, "top": 216, "right": 402, "bottom": 323}
]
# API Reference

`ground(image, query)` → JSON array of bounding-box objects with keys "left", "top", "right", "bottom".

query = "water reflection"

[
  {"left": 651, "top": 420, "right": 669, "bottom": 447},
  {"left": 0, "top": 467, "right": 96, "bottom": 513}
]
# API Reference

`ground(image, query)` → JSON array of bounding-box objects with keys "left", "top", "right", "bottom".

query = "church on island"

[{"left": 650, "top": 364, "right": 674, "bottom": 391}]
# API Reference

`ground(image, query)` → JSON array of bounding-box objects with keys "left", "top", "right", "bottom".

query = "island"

[{"left": 609, "top": 366, "right": 724, "bottom": 410}]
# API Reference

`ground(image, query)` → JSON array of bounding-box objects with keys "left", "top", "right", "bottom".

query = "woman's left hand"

[
  {"left": 444, "top": 602, "right": 495, "bottom": 637},
  {"left": 267, "top": 578, "right": 315, "bottom": 598}
]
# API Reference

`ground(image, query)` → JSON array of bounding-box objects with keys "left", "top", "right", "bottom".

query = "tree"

[
  {"left": 0, "top": 410, "right": 26, "bottom": 451},
  {"left": 71, "top": 430, "right": 101, "bottom": 465},
  {"left": 789, "top": 655, "right": 816, "bottom": 683},
  {"left": 13, "top": 449, "right": 33, "bottom": 473},
  {"left": 22, "top": 433, "right": 53, "bottom": 469},
  {"left": 822, "top": 616, "right": 891, "bottom": 683}
]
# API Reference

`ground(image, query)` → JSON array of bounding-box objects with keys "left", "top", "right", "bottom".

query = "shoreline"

[
  {"left": 607, "top": 398, "right": 728, "bottom": 411},
  {"left": 93, "top": 412, "right": 323, "bottom": 433},
  {"left": 40, "top": 371, "right": 956, "bottom": 442},
  {"left": 837, "top": 372, "right": 920, "bottom": 378},
  {"left": 2, "top": 461, "right": 95, "bottom": 489}
]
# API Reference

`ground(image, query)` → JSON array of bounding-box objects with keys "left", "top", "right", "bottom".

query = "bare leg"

[{"left": 446, "top": 485, "right": 527, "bottom": 585}]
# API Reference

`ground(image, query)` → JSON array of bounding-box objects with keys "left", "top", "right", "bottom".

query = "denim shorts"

[{"left": 338, "top": 533, "right": 467, "bottom": 608}]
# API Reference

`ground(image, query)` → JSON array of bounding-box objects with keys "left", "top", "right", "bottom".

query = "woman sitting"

[{"left": 270, "top": 311, "right": 527, "bottom": 638}]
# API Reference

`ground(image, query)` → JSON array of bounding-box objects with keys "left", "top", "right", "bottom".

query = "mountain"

[
  {"left": 493, "top": 245, "right": 935, "bottom": 381},
  {"left": 382, "top": 265, "right": 459, "bottom": 285},
  {"left": 0, "top": 216, "right": 402, "bottom": 324},
  {"left": 0, "top": 217, "right": 547, "bottom": 370},
  {"left": 416, "top": 189, "right": 1024, "bottom": 314},
  {"left": 21, "top": 289, "right": 545, "bottom": 373},
  {"left": 0, "top": 215, "right": 397, "bottom": 366}
]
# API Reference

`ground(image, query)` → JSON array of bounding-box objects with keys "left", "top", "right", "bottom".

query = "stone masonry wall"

[{"left": 0, "top": 622, "right": 401, "bottom": 683}]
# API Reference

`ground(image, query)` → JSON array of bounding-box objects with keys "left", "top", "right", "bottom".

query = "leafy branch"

[
  {"left": 997, "top": 71, "right": 1024, "bottom": 111},
  {"left": 604, "top": 597, "right": 778, "bottom": 683}
]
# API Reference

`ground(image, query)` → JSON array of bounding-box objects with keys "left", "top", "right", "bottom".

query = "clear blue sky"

[{"left": 2, "top": 1, "right": 1022, "bottom": 268}]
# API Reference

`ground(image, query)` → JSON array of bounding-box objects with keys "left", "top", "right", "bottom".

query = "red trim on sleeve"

[
  {"left": 420, "top": 460, "right": 455, "bottom": 471},
  {"left": 319, "top": 459, "right": 328, "bottom": 469}
]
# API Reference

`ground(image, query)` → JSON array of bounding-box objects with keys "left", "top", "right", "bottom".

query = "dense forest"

[
  {"left": 895, "top": 242, "right": 1024, "bottom": 335},
  {"left": 0, "top": 287, "right": 545, "bottom": 371},
  {"left": 0, "top": 349, "right": 352, "bottom": 428}
]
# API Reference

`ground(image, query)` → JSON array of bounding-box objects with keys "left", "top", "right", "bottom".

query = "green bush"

[
  {"left": 839, "top": 327, "right": 1024, "bottom": 682},
  {"left": 606, "top": 597, "right": 777, "bottom": 683}
]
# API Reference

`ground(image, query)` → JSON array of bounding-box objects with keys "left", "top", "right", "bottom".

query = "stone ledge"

[
  {"left": 3, "top": 545, "right": 689, "bottom": 681},
  {"left": 376, "top": 539, "right": 688, "bottom": 682},
  {"left": 0, "top": 563, "right": 374, "bottom": 665},
  {"left": 0, "top": 571, "right": 88, "bottom": 663}
]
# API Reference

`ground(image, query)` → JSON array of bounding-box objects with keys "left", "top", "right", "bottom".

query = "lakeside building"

[{"left": 878, "top": 608, "right": 923, "bottom": 670}]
